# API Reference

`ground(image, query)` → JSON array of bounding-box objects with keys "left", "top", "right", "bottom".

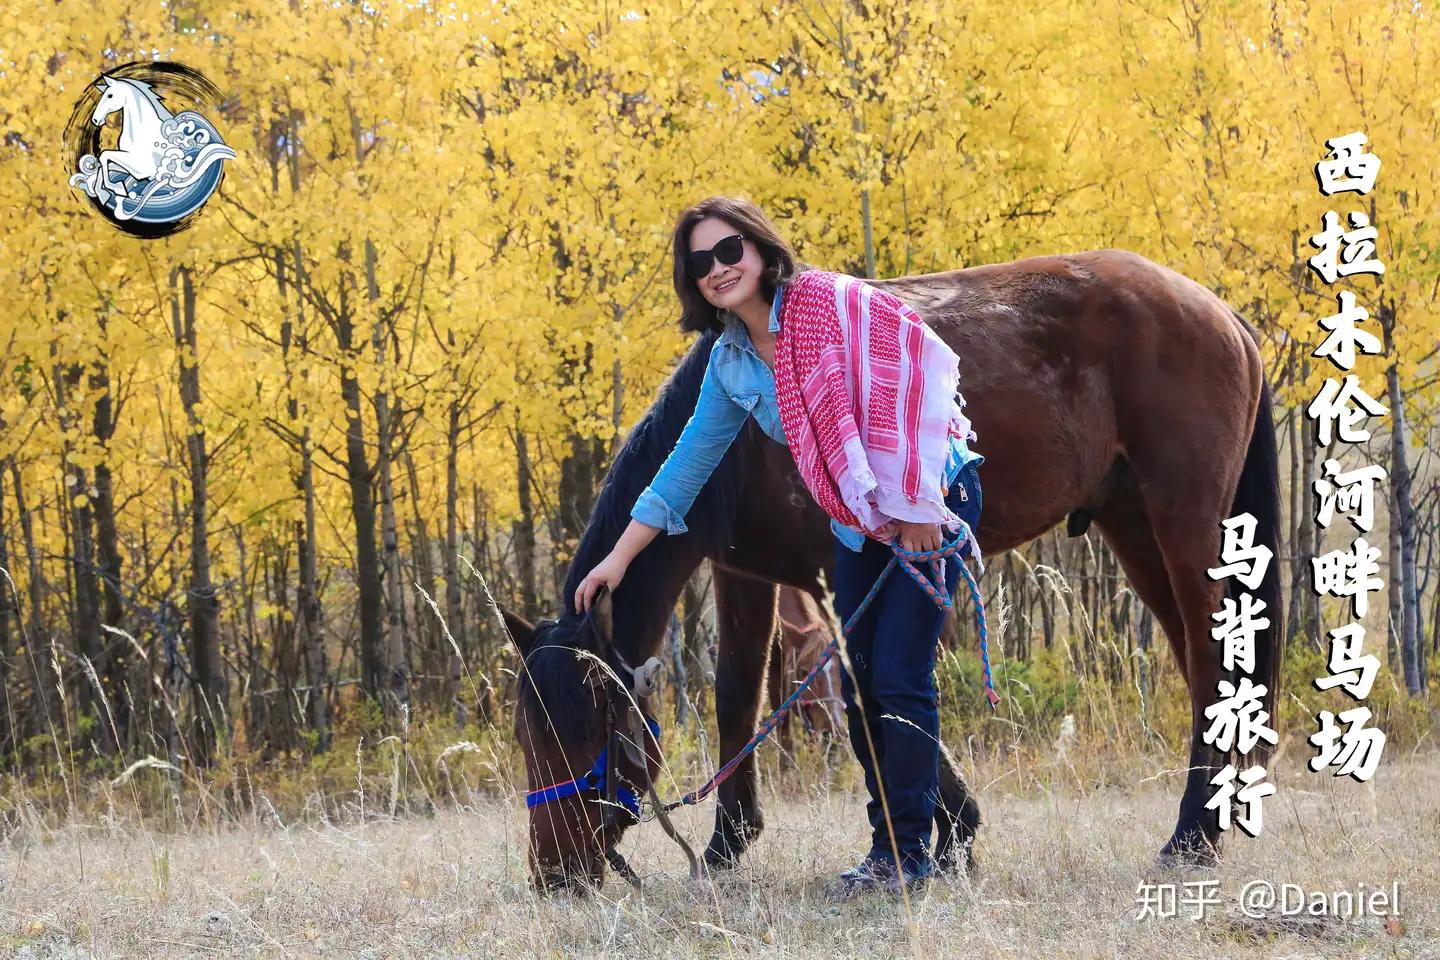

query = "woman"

[{"left": 575, "top": 196, "right": 983, "bottom": 893}]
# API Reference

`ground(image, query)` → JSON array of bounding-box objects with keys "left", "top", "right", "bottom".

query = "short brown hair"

[{"left": 670, "top": 197, "right": 806, "bottom": 333}]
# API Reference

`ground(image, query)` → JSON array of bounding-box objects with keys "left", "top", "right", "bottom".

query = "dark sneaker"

[
  {"left": 881, "top": 858, "right": 936, "bottom": 895},
  {"left": 836, "top": 857, "right": 897, "bottom": 896}
]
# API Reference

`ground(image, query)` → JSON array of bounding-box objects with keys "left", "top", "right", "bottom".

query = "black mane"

[
  {"left": 560, "top": 330, "right": 744, "bottom": 608},
  {"left": 521, "top": 331, "right": 747, "bottom": 742}
]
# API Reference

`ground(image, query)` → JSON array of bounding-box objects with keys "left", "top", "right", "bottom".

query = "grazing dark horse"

[{"left": 506, "top": 249, "right": 1282, "bottom": 891}]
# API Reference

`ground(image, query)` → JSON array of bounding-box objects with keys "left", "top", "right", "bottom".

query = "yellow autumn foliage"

[{"left": 0, "top": 0, "right": 1433, "bottom": 699}]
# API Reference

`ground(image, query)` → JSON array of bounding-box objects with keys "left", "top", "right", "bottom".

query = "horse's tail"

[{"left": 1229, "top": 313, "right": 1285, "bottom": 762}]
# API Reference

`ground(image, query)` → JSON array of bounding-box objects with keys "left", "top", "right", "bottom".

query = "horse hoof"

[
  {"left": 1154, "top": 846, "right": 1220, "bottom": 874},
  {"left": 703, "top": 846, "right": 741, "bottom": 871},
  {"left": 936, "top": 844, "right": 980, "bottom": 882}
]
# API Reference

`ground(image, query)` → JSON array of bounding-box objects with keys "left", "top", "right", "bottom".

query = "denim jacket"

[{"left": 631, "top": 283, "right": 982, "bottom": 551}]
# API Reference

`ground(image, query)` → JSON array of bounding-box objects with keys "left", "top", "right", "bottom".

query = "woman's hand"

[
  {"left": 896, "top": 520, "right": 942, "bottom": 554},
  {"left": 575, "top": 551, "right": 631, "bottom": 613}
]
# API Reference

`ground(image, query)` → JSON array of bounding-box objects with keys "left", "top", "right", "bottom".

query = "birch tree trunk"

[
  {"left": 336, "top": 272, "right": 386, "bottom": 708},
  {"left": 1381, "top": 300, "right": 1422, "bottom": 694},
  {"left": 281, "top": 243, "right": 331, "bottom": 752},
  {"left": 443, "top": 397, "right": 467, "bottom": 723},
  {"left": 0, "top": 465, "right": 14, "bottom": 751},
  {"left": 171, "top": 265, "right": 226, "bottom": 765},
  {"left": 368, "top": 239, "right": 410, "bottom": 718},
  {"left": 56, "top": 363, "right": 107, "bottom": 750},
  {"left": 8, "top": 459, "right": 55, "bottom": 737},
  {"left": 91, "top": 349, "right": 128, "bottom": 751},
  {"left": 513, "top": 425, "right": 539, "bottom": 622}
]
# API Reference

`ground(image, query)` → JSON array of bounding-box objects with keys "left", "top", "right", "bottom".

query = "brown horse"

[
  {"left": 506, "top": 249, "right": 1282, "bottom": 892},
  {"left": 770, "top": 587, "right": 845, "bottom": 746}
]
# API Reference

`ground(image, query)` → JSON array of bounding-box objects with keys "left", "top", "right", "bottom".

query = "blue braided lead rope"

[
  {"left": 889, "top": 534, "right": 999, "bottom": 708},
  {"left": 664, "top": 529, "right": 995, "bottom": 811},
  {"left": 955, "top": 555, "right": 1000, "bottom": 709}
]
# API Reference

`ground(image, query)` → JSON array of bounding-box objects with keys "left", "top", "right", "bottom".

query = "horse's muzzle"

[{"left": 531, "top": 856, "right": 605, "bottom": 895}]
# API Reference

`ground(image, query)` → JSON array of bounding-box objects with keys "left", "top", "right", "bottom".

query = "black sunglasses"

[{"left": 685, "top": 234, "right": 745, "bottom": 279}]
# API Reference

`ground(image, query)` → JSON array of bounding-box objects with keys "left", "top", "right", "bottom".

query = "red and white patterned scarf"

[{"left": 773, "top": 270, "right": 973, "bottom": 542}]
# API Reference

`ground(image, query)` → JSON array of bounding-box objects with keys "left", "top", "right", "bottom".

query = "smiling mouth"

[{"left": 714, "top": 278, "right": 739, "bottom": 293}]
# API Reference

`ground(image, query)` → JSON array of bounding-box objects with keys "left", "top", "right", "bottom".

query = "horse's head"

[
  {"left": 505, "top": 589, "right": 662, "bottom": 894},
  {"left": 90, "top": 76, "right": 170, "bottom": 130},
  {"left": 90, "top": 77, "right": 132, "bottom": 127}
]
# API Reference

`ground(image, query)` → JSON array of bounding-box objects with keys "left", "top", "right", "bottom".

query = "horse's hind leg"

[
  {"left": 1090, "top": 466, "right": 1188, "bottom": 684},
  {"left": 934, "top": 743, "right": 981, "bottom": 876},
  {"left": 1124, "top": 410, "right": 1254, "bottom": 865},
  {"left": 705, "top": 568, "right": 780, "bottom": 868},
  {"left": 1145, "top": 504, "right": 1235, "bottom": 866},
  {"left": 1093, "top": 474, "right": 1221, "bottom": 858},
  {"left": 769, "top": 630, "right": 797, "bottom": 764}
]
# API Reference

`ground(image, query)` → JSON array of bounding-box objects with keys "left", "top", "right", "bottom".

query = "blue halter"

[
  {"left": 522, "top": 598, "right": 664, "bottom": 822},
  {"left": 526, "top": 714, "right": 661, "bottom": 817}
]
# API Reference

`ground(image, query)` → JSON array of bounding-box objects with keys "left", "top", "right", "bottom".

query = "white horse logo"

[{"left": 69, "top": 74, "right": 237, "bottom": 224}]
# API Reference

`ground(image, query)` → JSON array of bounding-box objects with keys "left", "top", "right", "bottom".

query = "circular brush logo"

[{"left": 65, "top": 61, "right": 237, "bottom": 238}]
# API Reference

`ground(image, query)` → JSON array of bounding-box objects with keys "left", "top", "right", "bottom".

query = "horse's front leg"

[
  {"left": 704, "top": 567, "right": 779, "bottom": 868},
  {"left": 97, "top": 151, "right": 132, "bottom": 197},
  {"left": 934, "top": 745, "right": 982, "bottom": 876}
]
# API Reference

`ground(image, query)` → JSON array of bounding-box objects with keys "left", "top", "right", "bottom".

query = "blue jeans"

[{"left": 834, "top": 461, "right": 983, "bottom": 872}]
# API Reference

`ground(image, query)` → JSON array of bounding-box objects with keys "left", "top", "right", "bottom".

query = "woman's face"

[{"left": 689, "top": 216, "right": 768, "bottom": 313}]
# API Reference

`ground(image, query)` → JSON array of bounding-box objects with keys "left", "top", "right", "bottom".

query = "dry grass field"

[{"left": 0, "top": 741, "right": 1435, "bottom": 959}]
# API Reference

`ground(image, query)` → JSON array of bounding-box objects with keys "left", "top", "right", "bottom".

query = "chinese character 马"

[
  {"left": 1313, "top": 623, "right": 1381, "bottom": 701},
  {"left": 1206, "top": 514, "right": 1273, "bottom": 590}
]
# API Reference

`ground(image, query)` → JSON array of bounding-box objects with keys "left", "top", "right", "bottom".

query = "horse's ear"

[
  {"left": 590, "top": 587, "right": 614, "bottom": 649},
  {"left": 499, "top": 606, "right": 536, "bottom": 655}
]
